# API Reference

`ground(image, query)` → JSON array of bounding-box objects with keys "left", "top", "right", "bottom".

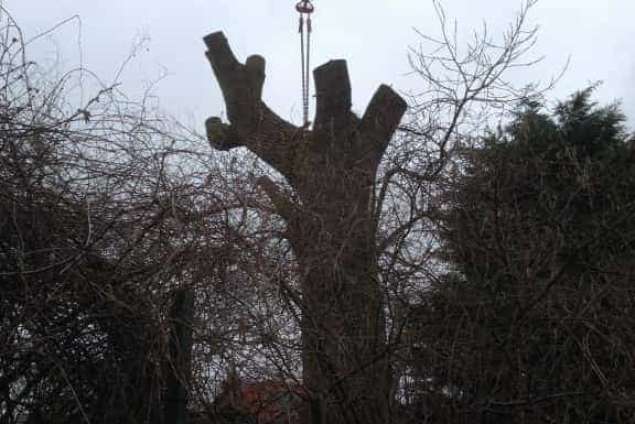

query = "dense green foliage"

[{"left": 408, "top": 90, "right": 635, "bottom": 423}]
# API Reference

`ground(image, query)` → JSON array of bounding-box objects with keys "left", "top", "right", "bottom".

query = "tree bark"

[
  {"left": 203, "top": 32, "right": 406, "bottom": 424},
  {"left": 164, "top": 288, "right": 195, "bottom": 424}
]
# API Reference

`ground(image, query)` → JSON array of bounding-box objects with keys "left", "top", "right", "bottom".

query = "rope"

[
  {"left": 296, "top": 1, "right": 314, "bottom": 127},
  {"left": 299, "top": 16, "right": 307, "bottom": 126},
  {"left": 305, "top": 16, "right": 311, "bottom": 126}
]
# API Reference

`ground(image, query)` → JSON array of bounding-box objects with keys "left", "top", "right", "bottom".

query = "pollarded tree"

[
  {"left": 202, "top": 32, "right": 407, "bottom": 424},
  {"left": 201, "top": 2, "right": 556, "bottom": 422}
]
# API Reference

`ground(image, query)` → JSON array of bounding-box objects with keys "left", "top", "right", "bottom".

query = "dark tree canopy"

[{"left": 406, "top": 90, "right": 635, "bottom": 423}]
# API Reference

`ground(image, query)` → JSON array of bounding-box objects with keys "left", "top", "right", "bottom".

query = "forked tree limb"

[
  {"left": 359, "top": 84, "right": 408, "bottom": 162},
  {"left": 204, "top": 30, "right": 408, "bottom": 246},
  {"left": 205, "top": 31, "right": 407, "bottom": 179},
  {"left": 203, "top": 31, "right": 300, "bottom": 176}
]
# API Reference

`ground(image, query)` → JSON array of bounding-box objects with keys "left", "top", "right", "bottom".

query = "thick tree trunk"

[{"left": 203, "top": 32, "right": 406, "bottom": 424}]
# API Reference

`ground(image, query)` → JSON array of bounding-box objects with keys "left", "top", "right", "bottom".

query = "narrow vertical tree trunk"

[
  {"left": 203, "top": 32, "right": 406, "bottom": 424},
  {"left": 164, "top": 288, "right": 195, "bottom": 424}
]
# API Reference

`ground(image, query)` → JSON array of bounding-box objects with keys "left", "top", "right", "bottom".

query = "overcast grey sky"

[{"left": 8, "top": 0, "right": 635, "bottom": 130}]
